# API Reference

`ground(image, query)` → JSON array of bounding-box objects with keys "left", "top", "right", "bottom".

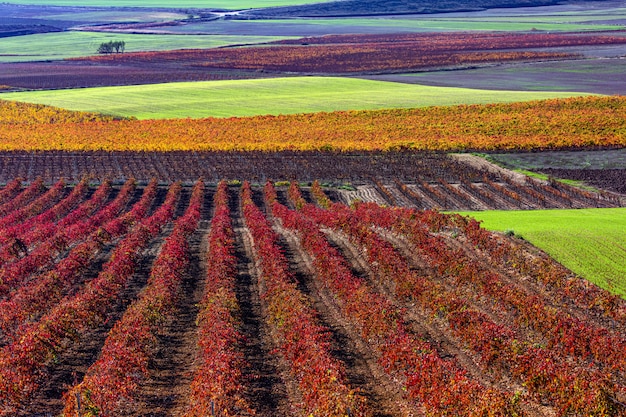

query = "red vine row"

[
  {"left": 63, "top": 181, "right": 203, "bottom": 416},
  {"left": 243, "top": 181, "right": 368, "bottom": 417}
]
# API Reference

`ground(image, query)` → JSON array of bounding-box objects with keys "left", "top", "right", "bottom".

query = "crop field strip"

[
  {"left": 2, "top": 31, "right": 625, "bottom": 91},
  {"left": 158, "top": 15, "right": 625, "bottom": 35},
  {"left": 96, "top": 18, "right": 623, "bottom": 36},
  {"left": 66, "top": 31, "right": 626, "bottom": 73},
  {"left": 1, "top": 78, "right": 591, "bottom": 119},
  {"left": 0, "top": 179, "right": 624, "bottom": 417},
  {"left": 4, "top": 0, "right": 332, "bottom": 7},
  {"left": 386, "top": 59, "right": 626, "bottom": 96},
  {"left": 0, "top": 32, "right": 296, "bottom": 63},
  {"left": 5, "top": 0, "right": 626, "bottom": 36}
]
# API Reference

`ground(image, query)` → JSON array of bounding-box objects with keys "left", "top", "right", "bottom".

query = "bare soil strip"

[
  {"left": 128, "top": 189, "right": 213, "bottom": 417},
  {"left": 383, "top": 182, "right": 417, "bottom": 208},
  {"left": 458, "top": 182, "right": 498, "bottom": 209},
  {"left": 402, "top": 184, "right": 441, "bottom": 210},
  {"left": 275, "top": 188, "right": 295, "bottom": 210},
  {"left": 20, "top": 229, "right": 170, "bottom": 416},
  {"left": 230, "top": 189, "right": 291, "bottom": 417}
]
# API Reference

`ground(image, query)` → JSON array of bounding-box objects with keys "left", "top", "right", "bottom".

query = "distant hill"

[{"left": 240, "top": 0, "right": 610, "bottom": 17}]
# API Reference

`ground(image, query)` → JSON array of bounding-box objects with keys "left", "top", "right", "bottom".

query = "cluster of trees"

[{"left": 97, "top": 40, "right": 125, "bottom": 54}]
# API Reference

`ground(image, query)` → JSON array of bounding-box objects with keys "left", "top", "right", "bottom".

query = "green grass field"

[
  {"left": 0, "top": 77, "right": 594, "bottom": 119},
  {"left": 0, "top": 32, "right": 293, "bottom": 63},
  {"left": 5, "top": 0, "right": 329, "bottom": 7},
  {"left": 458, "top": 208, "right": 626, "bottom": 296}
]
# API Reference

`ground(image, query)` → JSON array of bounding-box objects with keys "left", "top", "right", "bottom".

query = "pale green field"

[
  {"left": 41, "top": 10, "right": 188, "bottom": 23},
  {"left": 458, "top": 208, "right": 626, "bottom": 296},
  {"left": 165, "top": 4, "right": 626, "bottom": 35},
  {"left": 5, "top": 0, "right": 329, "bottom": 7},
  {"left": 246, "top": 17, "right": 622, "bottom": 32},
  {"left": 0, "top": 77, "right": 595, "bottom": 119},
  {"left": 169, "top": 17, "right": 622, "bottom": 36},
  {"left": 0, "top": 32, "right": 293, "bottom": 63},
  {"left": 191, "top": 5, "right": 626, "bottom": 34}
]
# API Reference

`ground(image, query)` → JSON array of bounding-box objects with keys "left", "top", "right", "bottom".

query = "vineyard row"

[
  {"left": 0, "top": 152, "right": 621, "bottom": 210},
  {"left": 76, "top": 31, "right": 626, "bottom": 74}
]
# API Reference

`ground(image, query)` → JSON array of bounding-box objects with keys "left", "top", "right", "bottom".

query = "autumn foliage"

[
  {"left": 1, "top": 96, "right": 625, "bottom": 152},
  {"left": 0, "top": 179, "right": 624, "bottom": 415},
  {"left": 242, "top": 181, "right": 369, "bottom": 417},
  {"left": 63, "top": 181, "right": 202, "bottom": 416},
  {"left": 184, "top": 180, "right": 253, "bottom": 417},
  {"left": 0, "top": 99, "right": 123, "bottom": 125},
  {"left": 300, "top": 184, "right": 624, "bottom": 415},
  {"left": 0, "top": 180, "right": 179, "bottom": 412},
  {"left": 270, "top": 182, "right": 520, "bottom": 416}
]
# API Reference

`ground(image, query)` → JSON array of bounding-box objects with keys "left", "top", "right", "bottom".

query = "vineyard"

[
  {"left": 1, "top": 1, "right": 625, "bottom": 415},
  {"left": 0, "top": 151, "right": 621, "bottom": 210},
  {"left": 1, "top": 96, "right": 626, "bottom": 152},
  {"left": 0, "top": 178, "right": 624, "bottom": 417},
  {"left": 74, "top": 32, "right": 626, "bottom": 74}
]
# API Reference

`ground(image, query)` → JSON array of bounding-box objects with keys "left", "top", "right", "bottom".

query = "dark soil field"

[
  {"left": 0, "top": 150, "right": 621, "bottom": 210},
  {"left": 238, "top": 0, "right": 605, "bottom": 17},
  {"left": 371, "top": 56, "right": 626, "bottom": 95},
  {"left": 0, "top": 4, "right": 81, "bottom": 29},
  {"left": 0, "top": 24, "right": 62, "bottom": 38},
  {"left": 540, "top": 168, "right": 626, "bottom": 193},
  {"left": 0, "top": 61, "right": 271, "bottom": 90},
  {"left": 489, "top": 148, "right": 626, "bottom": 170},
  {"left": 486, "top": 149, "right": 626, "bottom": 193}
]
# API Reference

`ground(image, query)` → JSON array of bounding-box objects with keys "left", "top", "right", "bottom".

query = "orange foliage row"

[
  {"left": 75, "top": 46, "right": 571, "bottom": 74},
  {"left": 197, "top": 50, "right": 570, "bottom": 74},
  {"left": 273, "top": 31, "right": 626, "bottom": 47},
  {"left": 0, "top": 99, "right": 123, "bottom": 126},
  {"left": 0, "top": 95, "right": 625, "bottom": 152}
]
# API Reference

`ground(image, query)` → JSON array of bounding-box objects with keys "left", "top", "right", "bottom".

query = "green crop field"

[
  {"left": 5, "top": 0, "right": 330, "bottom": 8},
  {"left": 248, "top": 18, "right": 621, "bottom": 32},
  {"left": 195, "top": 4, "right": 625, "bottom": 34},
  {"left": 0, "top": 77, "right": 594, "bottom": 119},
  {"left": 458, "top": 208, "right": 626, "bottom": 296},
  {"left": 171, "top": 17, "right": 621, "bottom": 36},
  {"left": 0, "top": 32, "right": 293, "bottom": 63}
]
